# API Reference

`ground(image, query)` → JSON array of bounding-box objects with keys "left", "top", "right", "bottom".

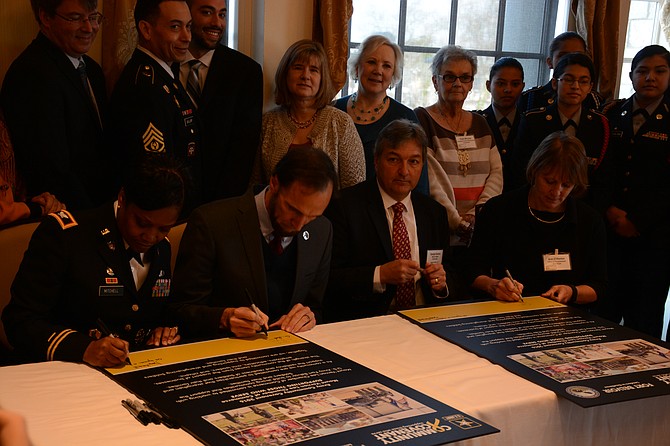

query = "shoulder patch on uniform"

[
  {"left": 135, "top": 64, "right": 155, "bottom": 85},
  {"left": 143, "top": 123, "right": 166, "bottom": 153},
  {"left": 49, "top": 210, "right": 78, "bottom": 230}
]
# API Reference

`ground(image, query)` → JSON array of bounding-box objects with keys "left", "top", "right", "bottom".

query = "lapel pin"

[
  {"left": 302, "top": 231, "right": 309, "bottom": 241},
  {"left": 101, "top": 228, "right": 110, "bottom": 236},
  {"left": 106, "top": 267, "right": 115, "bottom": 276},
  {"left": 107, "top": 241, "right": 116, "bottom": 251},
  {"left": 621, "top": 110, "right": 627, "bottom": 116}
]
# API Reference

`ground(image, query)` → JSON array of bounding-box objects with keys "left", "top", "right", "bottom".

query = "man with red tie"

[{"left": 324, "top": 119, "right": 457, "bottom": 322}]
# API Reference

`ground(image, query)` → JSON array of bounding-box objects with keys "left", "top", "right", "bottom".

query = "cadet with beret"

[
  {"left": 108, "top": 0, "right": 202, "bottom": 214},
  {"left": 2, "top": 155, "right": 186, "bottom": 367}
]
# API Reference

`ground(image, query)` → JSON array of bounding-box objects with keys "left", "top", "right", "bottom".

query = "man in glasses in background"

[{"left": 1, "top": 0, "right": 113, "bottom": 211}]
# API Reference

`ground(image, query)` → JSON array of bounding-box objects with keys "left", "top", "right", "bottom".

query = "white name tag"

[
  {"left": 543, "top": 249, "right": 571, "bottom": 271},
  {"left": 455, "top": 134, "right": 477, "bottom": 150},
  {"left": 427, "top": 249, "right": 443, "bottom": 264}
]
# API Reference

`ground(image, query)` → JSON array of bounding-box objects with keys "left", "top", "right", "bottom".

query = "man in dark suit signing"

[
  {"left": 324, "top": 119, "right": 457, "bottom": 322},
  {"left": 180, "top": 0, "right": 263, "bottom": 202},
  {"left": 1, "top": 0, "right": 111, "bottom": 210},
  {"left": 171, "top": 147, "right": 337, "bottom": 340}
]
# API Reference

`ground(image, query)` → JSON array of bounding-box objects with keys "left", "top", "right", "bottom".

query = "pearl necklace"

[
  {"left": 287, "top": 109, "right": 318, "bottom": 129},
  {"left": 350, "top": 93, "right": 388, "bottom": 122}
]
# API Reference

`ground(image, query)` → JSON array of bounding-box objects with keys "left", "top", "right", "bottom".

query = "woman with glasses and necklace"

[
  {"left": 466, "top": 132, "right": 606, "bottom": 306},
  {"left": 257, "top": 40, "right": 365, "bottom": 189},
  {"left": 510, "top": 52, "right": 609, "bottom": 198},
  {"left": 334, "top": 35, "right": 428, "bottom": 194},
  {"left": 415, "top": 45, "right": 502, "bottom": 263}
]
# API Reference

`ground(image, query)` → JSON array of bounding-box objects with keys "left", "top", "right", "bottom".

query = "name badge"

[
  {"left": 152, "top": 278, "right": 171, "bottom": 298},
  {"left": 455, "top": 134, "right": 477, "bottom": 150},
  {"left": 427, "top": 249, "right": 443, "bottom": 264},
  {"left": 99, "top": 285, "right": 124, "bottom": 296},
  {"left": 543, "top": 249, "right": 571, "bottom": 271}
]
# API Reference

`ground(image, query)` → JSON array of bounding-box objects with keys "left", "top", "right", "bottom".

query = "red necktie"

[
  {"left": 269, "top": 232, "right": 283, "bottom": 255},
  {"left": 391, "top": 202, "right": 415, "bottom": 309}
]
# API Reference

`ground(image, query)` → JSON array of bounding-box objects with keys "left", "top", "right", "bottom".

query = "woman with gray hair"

[
  {"left": 334, "top": 35, "right": 428, "bottom": 194},
  {"left": 415, "top": 45, "right": 502, "bottom": 252},
  {"left": 466, "top": 131, "right": 606, "bottom": 306}
]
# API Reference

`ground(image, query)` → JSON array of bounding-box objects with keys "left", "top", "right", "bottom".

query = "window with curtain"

[
  {"left": 618, "top": 0, "right": 670, "bottom": 98},
  {"left": 342, "top": 0, "right": 566, "bottom": 110}
]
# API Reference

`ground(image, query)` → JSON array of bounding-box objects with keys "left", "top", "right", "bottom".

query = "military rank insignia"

[
  {"left": 143, "top": 122, "right": 166, "bottom": 153},
  {"left": 152, "top": 278, "right": 170, "bottom": 297},
  {"left": 49, "top": 210, "right": 78, "bottom": 229}
]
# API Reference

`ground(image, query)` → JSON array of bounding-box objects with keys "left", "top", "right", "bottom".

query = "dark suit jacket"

[
  {"left": 170, "top": 190, "right": 332, "bottom": 339},
  {"left": 476, "top": 105, "right": 520, "bottom": 191},
  {"left": 3, "top": 204, "right": 173, "bottom": 363},
  {"left": 0, "top": 32, "right": 111, "bottom": 210},
  {"left": 324, "top": 179, "right": 457, "bottom": 322},
  {"left": 197, "top": 45, "right": 263, "bottom": 201}
]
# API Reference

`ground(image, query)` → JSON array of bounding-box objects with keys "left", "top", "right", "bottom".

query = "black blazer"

[
  {"left": 3, "top": 204, "right": 173, "bottom": 363},
  {"left": 0, "top": 32, "right": 111, "bottom": 210},
  {"left": 197, "top": 44, "right": 263, "bottom": 201},
  {"left": 476, "top": 105, "right": 520, "bottom": 191},
  {"left": 170, "top": 190, "right": 332, "bottom": 339},
  {"left": 324, "top": 179, "right": 457, "bottom": 322}
]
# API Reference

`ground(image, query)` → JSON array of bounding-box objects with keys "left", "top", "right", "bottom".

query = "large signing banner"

[
  {"left": 400, "top": 297, "right": 670, "bottom": 407},
  {"left": 106, "top": 331, "right": 498, "bottom": 445}
]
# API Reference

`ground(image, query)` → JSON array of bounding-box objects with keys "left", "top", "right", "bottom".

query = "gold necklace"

[
  {"left": 528, "top": 206, "right": 565, "bottom": 224},
  {"left": 350, "top": 93, "right": 388, "bottom": 122},
  {"left": 439, "top": 105, "right": 464, "bottom": 134},
  {"left": 287, "top": 109, "right": 318, "bottom": 129}
]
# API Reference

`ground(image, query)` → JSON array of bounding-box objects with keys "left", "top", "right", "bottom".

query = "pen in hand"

[
  {"left": 97, "top": 318, "right": 132, "bottom": 365},
  {"left": 244, "top": 288, "right": 268, "bottom": 335},
  {"left": 504, "top": 269, "right": 524, "bottom": 303}
]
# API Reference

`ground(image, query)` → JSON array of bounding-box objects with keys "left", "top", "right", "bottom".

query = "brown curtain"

[
  {"left": 101, "top": 0, "right": 138, "bottom": 95},
  {"left": 571, "top": 0, "right": 621, "bottom": 101},
  {"left": 312, "top": 0, "right": 353, "bottom": 97}
]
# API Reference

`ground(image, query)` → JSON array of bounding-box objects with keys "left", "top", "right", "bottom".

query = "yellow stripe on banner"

[
  {"left": 106, "top": 330, "right": 307, "bottom": 375},
  {"left": 47, "top": 329, "right": 76, "bottom": 361},
  {"left": 400, "top": 296, "right": 565, "bottom": 323}
]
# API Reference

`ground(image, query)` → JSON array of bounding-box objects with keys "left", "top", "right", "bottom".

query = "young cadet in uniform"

[
  {"left": 476, "top": 57, "right": 525, "bottom": 190},
  {"left": 108, "top": 0, "right": 202, "bottom": 214},
  {"left": 511, "top": 53, "right": 609, "bottom": 195},
  {"left": 518, "top": 32, "right": 604, "bottom": 114},
  {"left": 2, "top": 155, "right": 186, "bottom": 367},
  {"left": 597, "top": 45, "right": 670, "bottom": 339}
]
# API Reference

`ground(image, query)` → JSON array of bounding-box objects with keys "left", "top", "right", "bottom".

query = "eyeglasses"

[
  {"left": 55, "top": 12, "right": 104, "bottom": 26},
  {"left": 439, "top": 73, "right": 474, "bottom": 84},
  {"left": 557, "top": 76, "right": 592, "bottom": 87}
]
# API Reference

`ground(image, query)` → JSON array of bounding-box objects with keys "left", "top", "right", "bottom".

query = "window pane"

[
  {"left": 517, "top": 58, "right": 542, "bottom": 89},
  {"left": 405, "top": 0, "right": 452, "bottom": 47},
  {"left": 350, "top": 0, "right": 400, "bottom": 43},
  {"left": 455, "top": 0, "right": 499, "bottom": 50},
  {"left": 399, "top": 52, "right": 435, "bottom": 109},
  {"left": 502, "top": 0, "right": 547, "bottom": 53},
  {"left": 465, "top": 56, "right": 495, "bottom": 111}
]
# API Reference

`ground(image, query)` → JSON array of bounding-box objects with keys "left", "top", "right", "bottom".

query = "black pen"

[
  {"left": 504, "top": 269, "right": 524, "bottom": 303},
  {"left": 244, "top": 288, "right": 268, "bottom": 335},
  {"left": 122, "top": 399, "right": 149, "bottom": 426},
  {"left": 97, "top": 318, "right": 132, "bottom": 365}
]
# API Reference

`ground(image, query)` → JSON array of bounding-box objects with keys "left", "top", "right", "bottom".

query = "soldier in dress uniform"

[
  {"left": 2, "top": 155, "right": 187, "bottom": 367},
  {"left": 518, "top": 32, "right": 604, "bottom": 114},
  {"left": 476, "top": 57, "right": 525, "bottom": 191},
  {"left": 511, "top": 53, "right": 609, "bottom": 197},
  {"left": 596, "top": 45, "right": 670, "bottom": 339},
  {"left": 108, "top": 0, "right": 201, "bottom": 215}
]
